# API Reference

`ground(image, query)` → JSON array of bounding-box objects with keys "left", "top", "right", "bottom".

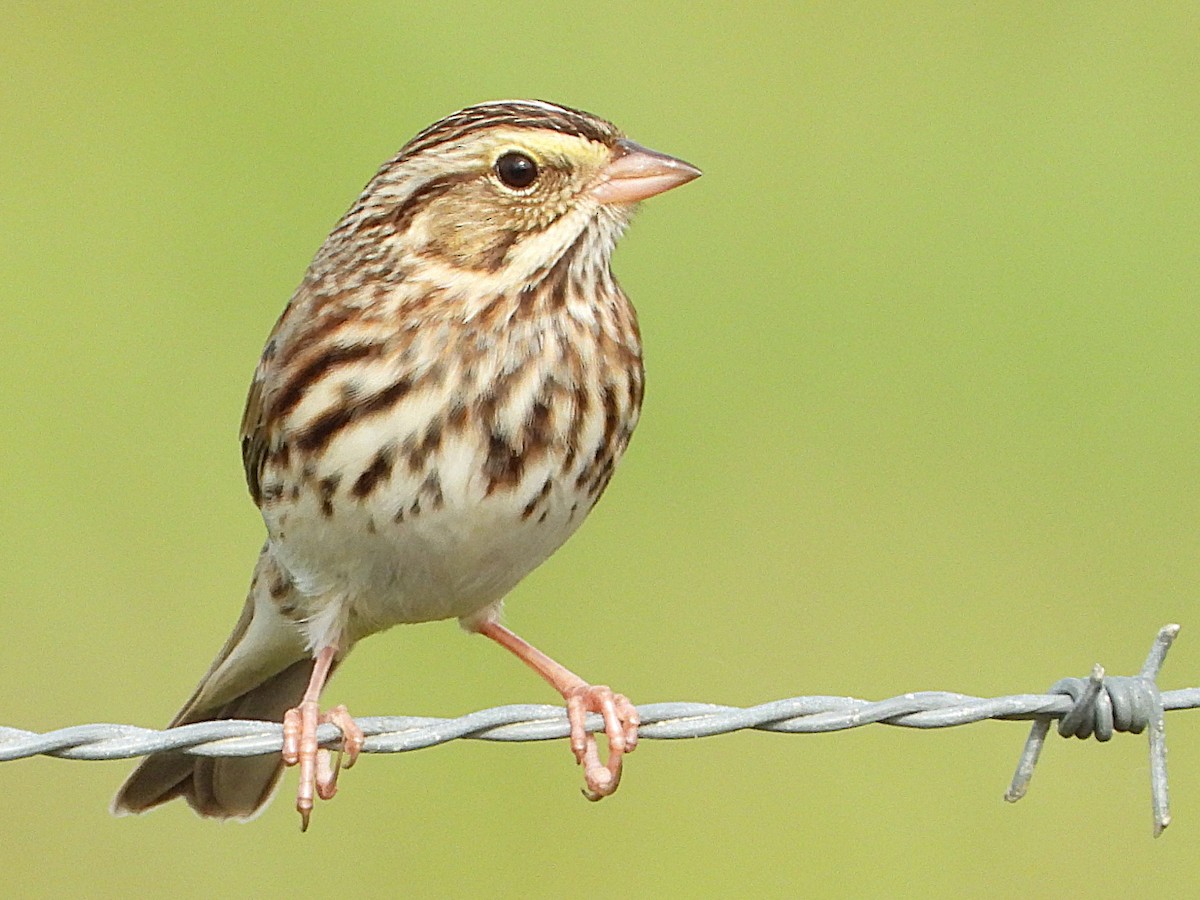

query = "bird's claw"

[
  {"left": 282, "top": 701, "right": 364, "bottom": 831},
  {"left": 565, "top": 684, "right": 639, "bottom": 801}
]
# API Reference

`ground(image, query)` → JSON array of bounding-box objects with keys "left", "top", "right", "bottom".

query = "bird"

[{"left": 111, "top": 99, "right": 701, "bottom": 829}]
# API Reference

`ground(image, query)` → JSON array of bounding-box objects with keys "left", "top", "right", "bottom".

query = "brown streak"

[
  {"left": 406, "top": 418, "right": 444, "bottom": 473},
  {"left": 589, "top": 458, "right": 616, "bottom": 498},
  {"left": 397, "top": 102, "right": 620, "bottom": 161},
  {"left": 484, "top": 433, "right": 524, "bottom": 495},
  {"left": 535, "top": 229, "right": 586, "bottom": 311},
  {"left": 421, "top": 471, "right": 444, "bottom": 509},
  {"left": 273, "top": 342, "right": 383, "bottom": 421},
  {"left": 528, "top": 399, "right": 552, "bottom": 443},
  {"left": 478, "top": 391, "right": 498, "bottom": 428},
  {"left": 362, "top": 172, "right": 476, "bottom": 237},
  {"left": 477, "top": 230, "right": 520, "bottom": 273},
  {"left": 275, "top": 303, "right": 360, "bottom": 368},
  {"left": 474, "top": 295, "right": 509, "bottom": 331},
  {"left": 563, "top": 384, "right": 590, "bottom": 472},
  {"left": 601, "top": 385, "right": 620, "bottom": 454},
  {"left": 296, "top": 377, "right": 414, "bottom": 454},
  {"left": 521, "top": 476, "right": 553, "bottom": 520},
  {"left": 627, "top": 372, "right": 644, "bottom": 418},
  {"left": 351, "top": 446, "right": 396, "bottom": 499},
  {"left": 447, "top": 403, "right": 469, "bottom": 433},
  {"left": 319, "top": 474, "right": 341, "bottom": 518}
]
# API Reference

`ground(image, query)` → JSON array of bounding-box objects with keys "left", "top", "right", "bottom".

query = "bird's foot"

[
  {"left": 282, "top": 701, "right": 364, "bottom": 831},
  {"left": 471, "top": 620, "right": 639, "bottom": 800},
  {"left": 565, "top": 684, "right": 639, "bottom": 801}
]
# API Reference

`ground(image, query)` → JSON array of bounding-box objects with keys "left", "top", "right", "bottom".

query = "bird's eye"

[{"left": 495, "top": 152, "right": 538, "bottom": 189}]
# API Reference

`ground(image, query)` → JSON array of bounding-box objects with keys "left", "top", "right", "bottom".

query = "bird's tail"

[{"left": 111, "top": 546, "right": 318, "bottom": 820}]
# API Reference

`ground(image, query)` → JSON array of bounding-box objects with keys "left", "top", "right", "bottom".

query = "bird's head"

[{"left": 325, "top": 100, "right": 701, "bottom": 295}]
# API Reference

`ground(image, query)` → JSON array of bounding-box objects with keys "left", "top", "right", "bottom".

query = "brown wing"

[
  {"left": 239, "top": 288, "right": 319, "bottom": 505},
  {"left": 240, "top": 369, "right": 269, "bottom": 505},
  {"left": 241, "top": 316, "right": 290, "bottom": 508}
]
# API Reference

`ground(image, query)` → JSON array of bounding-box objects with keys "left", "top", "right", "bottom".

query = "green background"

[{"left": 3, "top": 3, "right": 1197, "bottom": 897}]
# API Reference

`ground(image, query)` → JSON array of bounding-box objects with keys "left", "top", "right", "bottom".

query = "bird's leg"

[
  {"left": 474, "top": 620, "right": 638, "bottom": 800},
  {"left": 281, "top": 645, "right": 364, "bottom": 831}
]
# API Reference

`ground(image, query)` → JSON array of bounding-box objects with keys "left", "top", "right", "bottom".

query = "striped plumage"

[{"left": 113, "top": 100, "right": 700, "bottom": 827}]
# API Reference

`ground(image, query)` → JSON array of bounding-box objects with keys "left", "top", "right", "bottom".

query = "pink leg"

[
  {"left": 281, "top": 646, "right": 365, "bottom": 831},
  {"left": 474, "top": 621, "right": 638, "bottom": 800}
]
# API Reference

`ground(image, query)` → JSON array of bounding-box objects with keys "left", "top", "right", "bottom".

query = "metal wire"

[{"left": 2, "top": 624, "right": 1189, "bottom": 835}]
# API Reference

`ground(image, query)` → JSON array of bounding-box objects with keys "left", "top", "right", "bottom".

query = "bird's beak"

[{"left": 590, "top": 138, "right": 702, "bottom": 205}]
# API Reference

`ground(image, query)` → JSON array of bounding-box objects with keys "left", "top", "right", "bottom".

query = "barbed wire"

[{"left": 2, "top": 625, "right": 1190, "bottom": 835}]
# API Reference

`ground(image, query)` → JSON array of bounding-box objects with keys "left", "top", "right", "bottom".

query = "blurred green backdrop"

[{"left": 2, "top": 3, "right": 1197, "bottom": 897}]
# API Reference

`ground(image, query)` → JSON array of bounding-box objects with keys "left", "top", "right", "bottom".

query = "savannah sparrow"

[{"left": 112, "top": 99, "right": 700, "bottom": 829}]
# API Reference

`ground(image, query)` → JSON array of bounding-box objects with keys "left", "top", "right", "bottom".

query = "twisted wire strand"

[{"left": 2, "top": 625, "right": 1188, "bottom": 834}]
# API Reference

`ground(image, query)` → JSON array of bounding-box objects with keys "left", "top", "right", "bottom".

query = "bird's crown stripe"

[{"left": 398, "top": 101, "right": 619, "bottom": 159}]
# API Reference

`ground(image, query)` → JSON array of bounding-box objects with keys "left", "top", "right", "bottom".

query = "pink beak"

[{"left": 590, "top": 138, "right": 702, "bottom": 205}]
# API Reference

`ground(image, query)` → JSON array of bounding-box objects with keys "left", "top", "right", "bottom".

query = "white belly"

[{"left": 262, "top": 445, "right": 593, "bottom": 648}]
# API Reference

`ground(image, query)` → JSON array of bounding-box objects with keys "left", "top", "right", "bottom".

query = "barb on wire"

[
  {"left": 1, "top": 624, "right": 1191, "bottom": 835},
  {"left": 1004, "top": 623, "right": 1179, "bottom": 836}
]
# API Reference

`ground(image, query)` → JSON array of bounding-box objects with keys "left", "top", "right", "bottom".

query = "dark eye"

[{"left": 495, "top": 152, "right": 538, "bottom": 189}]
